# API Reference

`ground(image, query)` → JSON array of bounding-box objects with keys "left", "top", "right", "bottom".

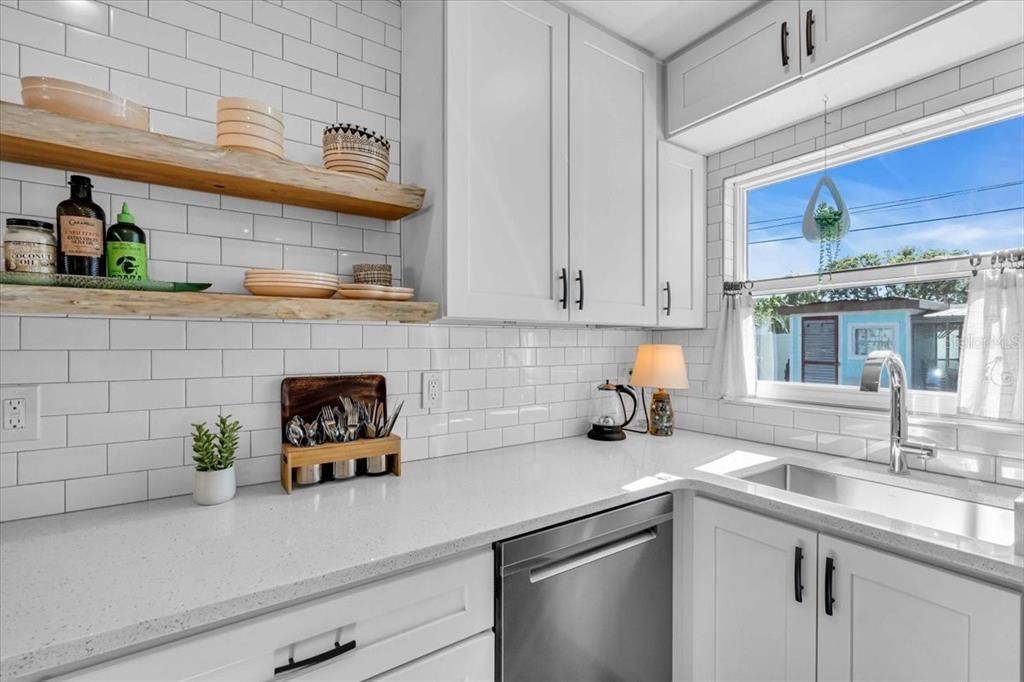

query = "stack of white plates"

[
  {"left": 338, "top": 283, "right": 414, "bottom": 301},
  {"left": 244, "top": 269, "right": 339, "bottom": 299},
  {"left": 217, "top": 97, "right": 284, "bottom": 159}
]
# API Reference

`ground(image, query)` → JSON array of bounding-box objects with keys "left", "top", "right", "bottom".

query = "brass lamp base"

[{"left": 648, "top": 388, "right": 674, "bottom": 436}]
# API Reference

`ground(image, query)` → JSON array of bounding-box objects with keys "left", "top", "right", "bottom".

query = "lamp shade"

[{"left": 632, "top": 344, "right": 689, "bottom": 389}]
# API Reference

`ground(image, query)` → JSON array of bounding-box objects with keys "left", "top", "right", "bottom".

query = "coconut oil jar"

[{"left": 4, "top": 218, "right": 57, "bottom": 273}]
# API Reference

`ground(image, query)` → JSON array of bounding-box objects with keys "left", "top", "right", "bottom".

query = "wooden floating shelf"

[
  {"left": 0, "top": 102, "right": 425, "bottom": 220},
  {"left": 0, "top": 285, "right": 439, "bottom": 323}
]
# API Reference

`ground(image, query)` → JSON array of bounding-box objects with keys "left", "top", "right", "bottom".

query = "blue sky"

[{"left": 747, "top": 116, "right": 1024, "bottom": 280}]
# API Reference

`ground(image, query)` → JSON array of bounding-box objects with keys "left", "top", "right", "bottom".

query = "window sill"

[{"left": 724, "top": 394, "right": 1023, "bottom": 436}]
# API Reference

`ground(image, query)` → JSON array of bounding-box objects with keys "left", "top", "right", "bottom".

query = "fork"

[
  {"left": 319, "top": 405, "right": 340, "bottom": 442},
  {"left": 343, "top": 397, "right": 360, "bottom": 442}
]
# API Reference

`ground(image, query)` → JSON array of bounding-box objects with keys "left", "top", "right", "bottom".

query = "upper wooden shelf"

[
  {"left": 0, "top": 102, "right": 425, "bottom": 220},
  {"left": 0, "top": 285, "right": 439, "bottom": 323}
]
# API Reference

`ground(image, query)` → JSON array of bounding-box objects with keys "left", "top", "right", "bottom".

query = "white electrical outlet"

[
  {"left": 422, "top": 372, "right": 443, "bottom": 408},
  {"left": 0, "top": 385, "right": 40, "bottom": 442}
]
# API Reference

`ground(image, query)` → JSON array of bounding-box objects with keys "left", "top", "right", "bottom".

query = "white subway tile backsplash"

[
  {"left": 0, "top": 481, "right": 64, "bottom": 521},
  {"left": 110, "top": 379, "right": 185, "bottom": 411},
  {"left": 221, "top": 14, "right": 283, "bottom": 58},
  {"left": 149, "top": 1, "right": 221, "bottom": 37},
  {"left": 255, "top": 52, "right": 311, "bottom": 90},
  {"left": 147, "top": 465, "right": 194, "bottom": 499},
  {"left": 21, "top": 318, "right": 108, "bottom": 350},
  {"left": 110, "top": 320, "right": 186, "bottom": 350},
  {"left": 310, "top": 71, "right": 361, "bottom": 106},
  {"left": 18, "top": 445, "right": 106, "bottom": 484},
  {"left": 19, "top": 0, "right": 108, "bottom": 34},
  {"left": 149, "top": 49, "right": 220, "bottom": 93},
  {"left": 150, "top": 405, "right": 220, "bottom": 439},
  {"left": 253, "top": 1, "right": 311, "bottom": 41},
  {"left": 111, "top": 7, "right": 187, "bottom": 56},
  {"left": 254, "top": 215, "right": 312, "bottom": 245},
  {"left": 310, "top": 19, "right": 360, "bottom": 58},
  {"left": 283, "top": 36, "right": 336, "bottom": 75},
  {"left": 284, "top": 349, "right": 339, "bottom": 374},
  {"left": 224, "top": 349, "right": 284, "bottom": 376},
  {"left": 0, "top": 7, "right": 65, "bottom": 54},
  {"left": 108, "top": 438, "right": 184, "bottom": 473},
  {"left": 336, "top": 4, "right": 386, "bottom": 43},
  {"left": 0, "top": 452, "right": 15, "bottom": 487},
  {"left": 67, "top": 27, "right": 148, "bottom": 75},
  {"left": 39, "top": 382, "right": 107, "bottom": 416},
  {"left": 109, "top": 71, "right": 187, "bottom": 115},
  {"left": 150, "top": 230, "right": 221, "bottom": 264},
  {"left": 222, "top": 238, "right": 283, "bottom": 268},
  {"left": 151, "top": 350, "right": 222, "bottom": 379},
  {"left": 186, "top": 377, "right": 252, "bottom": 406},
  {"left": 68, "top": 411, "right": 148, "bottom": 446},
  {"left": 362, "top": 1, "right": 401, "bottom": 29},
  {"left": 69, "top": 350, "right": 149, "bottom": 382},
  {"left": 195, "top": 0, "right": 253, "bottom": 21},
  {"left": 187, "top": 321, "right": 252, "bottom": 349},
  {"left": 311, "top": 324, "right": 361, "bottom": 349},
  {"left": 66, "top": 471, "right": 147, "bottom": 511}
]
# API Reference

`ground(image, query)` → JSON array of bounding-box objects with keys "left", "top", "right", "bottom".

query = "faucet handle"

[{"left": 905, "top": 440, "right": 937, "bottom": 461}]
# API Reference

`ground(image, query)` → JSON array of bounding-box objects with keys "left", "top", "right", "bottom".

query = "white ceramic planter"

[{"left": 193, "top": 467, "right": 236, "bottom": 506}]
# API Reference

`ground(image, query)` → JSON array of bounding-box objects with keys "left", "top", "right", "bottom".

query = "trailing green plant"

[
  {"left": 191, "top": 415, "right": 241, "bottom": 472},
  {"left": 814, "top": 202, "right": 844, "bottom": 276}
]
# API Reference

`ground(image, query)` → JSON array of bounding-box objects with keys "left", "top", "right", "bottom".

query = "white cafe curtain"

[
  {"left": 957, "top": 268, "right": 1024, "bottom": 422},
  {"left": 708, "top": 292, "right": 756, "bottom": 399}
]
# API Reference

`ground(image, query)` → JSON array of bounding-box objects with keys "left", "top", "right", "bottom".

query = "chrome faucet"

[{"left": 859, "top": 350, "right": 936, "bottom": 475}]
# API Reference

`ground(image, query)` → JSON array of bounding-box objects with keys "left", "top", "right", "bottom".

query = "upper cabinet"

[
  {"left": 444, "top": 0, "right": 569, "bottom": 323},
  {"left": 800, "top": 0, "right": 960, "bottom": 72},
  {"left": 667, "top": 1, "right": 800, "bottom": 133},
  {"left": 656, "top": 142, "right": 706, "bottom": 329},
  {"left": 568, "top": 18, "right": 658, "bottom": 326},
  {"left": 403, "top": 1, "right": 670, "bottom": 327},
  {"left": 666, "top": 0, "right": 1023, "bottom": 152}
]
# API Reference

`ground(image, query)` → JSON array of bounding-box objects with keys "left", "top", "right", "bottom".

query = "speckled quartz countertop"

[{"left": 2, "top": 431, "right": 1022, "bottom": 680}]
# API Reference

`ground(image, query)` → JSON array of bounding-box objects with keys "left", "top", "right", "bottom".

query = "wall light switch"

[
  {"left": 422, "top": 372, "right": 443, "bottom": 409},
  {"left": 0, "top": 385, "right": 40, "bottom": 442}
]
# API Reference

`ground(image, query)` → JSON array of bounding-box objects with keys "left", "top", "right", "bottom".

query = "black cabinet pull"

[
  {"left": 780, "top": 21, "right": 789, "bottom": 66},
  {"left": 558, "top": 267, "right": 568, "bottom": 309},
  {"left": 805, "top": 9, "right": 814, "bottom": 56},
  {"left": 274, "top": 640, "right": 356, "bottom": 675},
  {"left": 824, "top": 557, "right": 836, "bottom": 616},
  {"left": 794, "top": 546, "right": 804, "bottom": 603},
  {"left": 575, "top": 270, "right": 584, "bottom": 310},
  {"left": 663, "top": 281, "right": 672, "bottom": 316}
]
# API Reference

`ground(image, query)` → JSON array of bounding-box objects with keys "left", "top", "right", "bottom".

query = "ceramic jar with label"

[
  {"left": 56, "top": 175, "right": 105, "bottom": 276},
  {"left": 3, "top": 218, "right": 57, "bottom": 273}
]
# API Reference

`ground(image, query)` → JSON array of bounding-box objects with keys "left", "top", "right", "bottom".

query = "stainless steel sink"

[{"left": 740, "top": 464, "right": 1015, "bottom": 546}]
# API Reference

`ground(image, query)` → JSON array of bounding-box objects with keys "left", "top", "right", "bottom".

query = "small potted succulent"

[{"left": 191, "top": 415, "right": 241, "bottom": 506}]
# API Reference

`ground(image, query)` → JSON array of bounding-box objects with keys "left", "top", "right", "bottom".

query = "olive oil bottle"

[
  {"left": 56, "top": 175, "right": 105, "bottom": 276},
  {"left": 105, "top": 202, "right": 148, "bottom": 280}
]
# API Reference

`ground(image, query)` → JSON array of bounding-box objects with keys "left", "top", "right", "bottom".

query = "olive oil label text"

[{"left": 59, "top": 216, "right": 103, "bottom": 257}]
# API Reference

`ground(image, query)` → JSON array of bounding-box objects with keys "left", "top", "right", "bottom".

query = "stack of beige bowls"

[
  {"left": 243, "top": 269, "right": 338, "bottom": 299},
  {"left": 217, "top": 97, "right": 284, "bottom": 159}
]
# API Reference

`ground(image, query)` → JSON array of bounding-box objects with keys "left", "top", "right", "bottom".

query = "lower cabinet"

[
  {"left": 692, "top": 498, "right": 817, "bottom": 681},
  {"left": 692, "top": 498, "right": 1022, "bottom": 682},
  {"left": 56, "top": 549, "right": 494, "bottom": 682},
  {"left": 817, "top": 535, "right": 1021, "bottom": 682},
  {"left": 367, "top": 632, "right": 494, "bottom": 682}
]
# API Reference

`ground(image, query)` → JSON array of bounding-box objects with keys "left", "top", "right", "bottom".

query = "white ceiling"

[{"left": 562, "top": 0, "right": 760, "bottom": 59}]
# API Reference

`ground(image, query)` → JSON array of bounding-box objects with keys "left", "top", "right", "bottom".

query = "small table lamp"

[{"left": 631, "top": 344, "right": 688, "bottom": 436}]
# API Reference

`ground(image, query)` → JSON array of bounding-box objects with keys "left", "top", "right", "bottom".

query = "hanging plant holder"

[{"left": 801, "top": 175, "right": 850, "bottom": 241}]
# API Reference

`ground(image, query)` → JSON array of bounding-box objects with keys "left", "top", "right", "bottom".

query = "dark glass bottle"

[{"left": 56, "top": 175, "right": 105, "bottom": 276}]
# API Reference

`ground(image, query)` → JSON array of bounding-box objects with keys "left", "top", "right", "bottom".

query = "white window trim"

[
  {"left": 848, "top": 323, "right": 898, "bottom": 359},
  {"left": 723, "top": 88, "right": 1024, "bottom": 416}
]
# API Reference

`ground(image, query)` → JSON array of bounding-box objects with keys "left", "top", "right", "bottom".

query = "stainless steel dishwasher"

[{"left": 496, "top": 494, "right": 673, "bottom": 682}]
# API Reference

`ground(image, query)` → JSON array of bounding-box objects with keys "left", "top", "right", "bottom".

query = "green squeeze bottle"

[{"left": 105, "top": 202, "right": 148, "bottom": 280}]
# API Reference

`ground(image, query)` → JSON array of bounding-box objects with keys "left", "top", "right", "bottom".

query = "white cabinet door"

[
  {"left": 568, "top": 16, "right": 657, "bottom": 326},
  {"left": 656, "top": 141, "right": 706, "bottom": 328},
  {"left": 445, "top": 0, "right": 569, "bottom": 322},
  {"left": 667, "top": 1, "right": 800, "bottom": 133},
  {"left": 692, "top": 498, "right": 817, "bottom": 682},
  {"left": 800, "top": 0, "right": 961, "bottom": 73},
  {"left": 817, "top": 534, "right": 1022, "bottom": 682},
  {"left": 368, "top": 632, "right": 494, "bottom": 682}
]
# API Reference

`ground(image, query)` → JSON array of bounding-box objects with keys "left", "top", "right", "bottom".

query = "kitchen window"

[{"left": 727, "top": 95, "right": 1024, "bottom": 416}]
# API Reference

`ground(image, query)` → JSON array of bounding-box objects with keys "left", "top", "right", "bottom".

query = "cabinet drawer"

[
  {"left": 368, "top": 632, "right": 494, "bottom": 682},
  {"left": 57, "top": 549, "right": 493, "bottom": 682}
]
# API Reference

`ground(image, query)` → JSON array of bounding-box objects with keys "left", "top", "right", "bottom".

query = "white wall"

[
  {"left": 660, "top": 42, "right": 1024, "bottom": 488},
  {"left": 0, "top": 0, "right": 651, "bottom": 521}
]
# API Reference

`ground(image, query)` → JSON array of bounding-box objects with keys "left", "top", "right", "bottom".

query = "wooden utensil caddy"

[
  {"left": 280, "top": 374, "right": 400, "bottom": 494},
  {"left": 280, "top": 436, "right": 401, "bottom": 494}
]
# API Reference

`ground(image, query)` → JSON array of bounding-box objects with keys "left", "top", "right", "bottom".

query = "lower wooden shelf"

[{"left": 0, "top": 285, "right": 439, "bottom": 322}]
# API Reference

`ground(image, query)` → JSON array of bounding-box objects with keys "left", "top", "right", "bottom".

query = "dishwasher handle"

[{"left": 529, "top": 528, "right": 658, "bottom": 583}]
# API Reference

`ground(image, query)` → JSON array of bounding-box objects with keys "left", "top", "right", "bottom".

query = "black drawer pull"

[
  {"left": 663, "top": 281, "right": 672, "bottom": 316},
  {"left": 781, "top": 21, "right": 790, "bottom": 66},
  {"left": 558, "top": 267, "right": 568, "bottom": 309},
  {"left": 806, "top": 9, "right": 814, "bottom": 56},
  {"left": 274, "top": 639, "right": 356, "bottom": 675},
  {"left": 824, "top": 557, "right": 836, "bottom": 616},
  {"left": 794, "top": 546, "right": 804, "bottom": 603}
]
